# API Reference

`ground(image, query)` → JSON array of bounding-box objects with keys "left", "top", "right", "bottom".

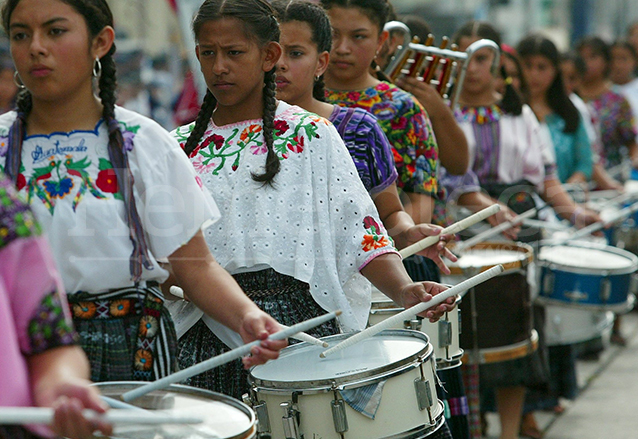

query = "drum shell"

[
  {"left": 248, "top": 330, "right": 445, "bottom": 439},
  {"left": 538, "top": 243, "right": 638, "bottom": 310},
  {"left": 94, "top": 382, "right": 256, "bottom": 439},
  {"left": 458, "top": 272, "right": 533, "bottom": 350},
  {"left": 543, "top": 304, "right": 614, "bottom": 346},
  {"left": 369, "top": 292, "right": 463, "bottom": 367}
]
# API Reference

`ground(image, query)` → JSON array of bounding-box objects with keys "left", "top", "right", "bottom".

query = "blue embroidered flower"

[
  {"left": 123, "top": 130, "right": 135, "bottom": 152},
  {"left": 44, "top": 177, "right": 73, "bottom": 198}
]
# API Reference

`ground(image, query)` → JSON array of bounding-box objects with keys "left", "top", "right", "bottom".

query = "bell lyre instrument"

[{"left": 383, "top": 21, "right": 500, "bottom": 108}]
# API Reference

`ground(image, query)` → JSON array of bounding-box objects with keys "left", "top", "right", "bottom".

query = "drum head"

[
  {"left": 538, "top": 242, "right": 638, "bottom": 275},
  {"left": 447, "top": 242, "right": 533, "bottom": 275},
  {"left": 250, "top": 329, "right": 432, "bottom": 391},
  {"left": 95, "top": 382, "right": 255, "bottom": 439}
]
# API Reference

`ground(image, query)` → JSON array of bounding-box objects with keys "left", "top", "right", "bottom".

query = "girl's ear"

[
  {"left": 376, "top": 30, "right": 390, "bottom": 55},
  {"left": 91, "top": 25, "right": 115, "bottom": 60},
  {"left": 263, "top": 42, "right": 283, "bottom": 72},
  {"left": 315, "top": 51, "right": 330, "bottom": 78}
]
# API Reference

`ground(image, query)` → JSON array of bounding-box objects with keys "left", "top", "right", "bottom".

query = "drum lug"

[
  {"left": 254, "top": 401, "right": 271, "bottom": 434},
  {"left": 542, "top": 270, "right": 554, "bottom": 297},
  {"left": 331, "top": 398, "right": 349, "bottom": 434},
  {"left": 404, "top": 317, "right": 423, "bottom": 331},
  {"left": 280, "top": 401, "right": 301, "bottom": 439},
  {"left": 600, "top": 277, "right": 611, "bottom": 304},
  {"left": 414, "top": 376, "right": 434, "bottom": 415},
  {"left": 438, "top": 319, "right": 452, "bottom": 349}
]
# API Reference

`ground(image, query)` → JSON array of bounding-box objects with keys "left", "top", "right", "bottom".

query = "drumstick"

[
  {"left": 399, "top": 204, "right": 501, "bottom": 258},
  {"left": 0, "top": 407, "right": 203, "bottom": 426},
  {"left": 521, "top": 218, "right": 569, "bottom": 231},
  {"left": 122, "top": 310, "right": 341, "bottom": 402},
  {"left": 553, "top": 201, "right": 638, "bottom": 245},
  {"left": 169, "top": 285, "right": 327, "bottom": 347},
  {"left": 454, "top": 208, "right": 537, "bottom": 253},
  {"left": 320, "top": 264, "right": 504, "bottom": 358},
  {"left": 101, "top": 396, "right": 145, "bottom": 410}
]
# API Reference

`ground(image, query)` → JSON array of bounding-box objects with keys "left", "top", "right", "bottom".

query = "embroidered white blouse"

[
  {"left": 0, "top": 106, "right": 219, "bottom": 294},
  {"left": 172, "top": 101, "right": 398, "bottom": 332}
]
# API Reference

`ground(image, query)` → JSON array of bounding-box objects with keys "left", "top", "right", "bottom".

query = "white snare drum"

[
  {"left": 369, "top": 288, "right": 463, "bottom": 368},
  {"left": 248, "top": 330, "right": 445, "bottom": 439},
  {"left": 95, "top": 382, "right": 256, "bottom": 439},
  {"left": 543, "top": 304, "right": 614, "bottom": 346}
]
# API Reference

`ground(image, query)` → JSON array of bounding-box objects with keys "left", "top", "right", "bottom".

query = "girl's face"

[
  {"left": 196, "top": 17, "right": 280, "bottom": 114},
  {"left": 325, "top": 6, "right": 386, "bottom": 88},
  {"left": 610, "top": 45, "right": 636, "bottom": 84},
  {"left": 579, "top": 45, "right": 607, "bottom": 82},
  {"left": 560, "top": 59, "right": 580, "bottom": 95},
  {"left": 458, "top": 37, "right": 497, "bottom": 98},
  {"left": 522, "top": 54, "right": 556, "bottom": 99},
  {"left": 276, "top": 20, "right": 328, "bottom": 105},
  {"left": 8, "top": 0, "right": 112, "bottom": 103}
]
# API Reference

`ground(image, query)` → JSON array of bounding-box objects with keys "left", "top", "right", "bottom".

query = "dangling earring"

[
  {"left": 314, "top": 75, "right": 320, "bottom": 82},
  {"left": 92, "top": 57, "right": 102, "bottom": 78},
  {"left": 13, "top": 71, "right": 25, "bottom": 89}
]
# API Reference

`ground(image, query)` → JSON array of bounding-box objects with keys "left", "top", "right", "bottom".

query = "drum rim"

[
  {"left": 249, "top": 329, "right": 434, "bottom": 392},
  {"left": 94, "top": 381, "right": 257, "bottom": 438},
  {"left": 445, "top": 241, "right": 534, "bottom": 275},
  {"left": 536, "top": 293, "right": 636, "bottom": 314},
  {"left": 377, "top": 402, "right": 446, "bottom": 439},
  {"left": 463, "top": 329, "right": 539, "bottom": 365},
  {"left": 538, "top": 241, "right": 638, "bottom": 275}
]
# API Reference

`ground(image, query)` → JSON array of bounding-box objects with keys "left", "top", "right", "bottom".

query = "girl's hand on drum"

[
  {"left": 239, "top": 310, "right": 288, "bottom": 369},
  {"left": 399, "top": 282, "right": 456, "bottom": 323},
  {"left": 403, "top": 224, "right": 457, "bottom": 274},
  {"left": 47, "top": 379, "right": 113, "bottom": 438}
]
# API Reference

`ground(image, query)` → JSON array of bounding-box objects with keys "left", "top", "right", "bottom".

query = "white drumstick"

[
  {"left": 320, "top": 264, "right": 504, "bottom": 358},
  {"left": 122, "top": 310, "right": 341, "bottom": 402},
  {"left": 399, "top": 204, "right": 501, "bottom": 258},
  {"left": 169, "top": 285, "right": 327, "bottom": 347},
  {"left": 0, "top": 407, "right": 203, "bottom": 425},
  {"left": 521, "top": 219, "right": 569, "bottom": 231},
  {"left": 455, "top": 208, "right": 536, "bottom": 253},
  {"left": 553, "top": 201, "right": 638, "bottom": 245}
]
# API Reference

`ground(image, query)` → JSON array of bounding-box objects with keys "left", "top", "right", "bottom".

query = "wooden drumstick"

[
  {"left": 454, "top": 208, "right": 537, "bottom": 253},
  {"left": 0, "top": 407, "right": 203, "bottom": 425},
  {"left": 423, "top": 36, "right": 449, "bottom": 84},
  {"left": 122, "top": 310, "right": 342, "bottom": 402},
  {"left": 169, "top": 285, "right": 327, "bottom": 347},
  {"left": 399, "top": 204, "right": 501, "bottom": 258},
  {"left": 320, "top": 264, "right": 505, "bottom": 358}
]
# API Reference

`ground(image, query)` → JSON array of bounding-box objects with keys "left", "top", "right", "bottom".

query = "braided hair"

[
  {"left": 184, "top": 0, "right": 281, "bottom": 185},
  {"left": 2, "top": 0, "right": 153, "bottom": 280},
  {"left": 271, "top": 0, "right": 332, "bottom": 101},
  {"left": 454, "top": 20, "right": 523, "bottom": 115}
]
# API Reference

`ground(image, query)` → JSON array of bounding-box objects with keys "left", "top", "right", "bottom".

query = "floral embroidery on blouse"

[
  {"left": 326, "top": 81, "right": 439, "bottom": 196},
  {"left": 0, "top": 121, "right": 139, "bottom": 214},
  {"left": 173, "top": 111, "right": 327, "bottom": 174},
  {"left": 455, "top": 104, "right": 503, "bottom": 124},
  {"left": 361, "top": 216, "right": 391, "bottom": 252},
  {"left": 27, "top": 291, "right": 78, "bottom": 355},
  {"left": 0, "top": 174, "right": 41, "bottom": 249}
]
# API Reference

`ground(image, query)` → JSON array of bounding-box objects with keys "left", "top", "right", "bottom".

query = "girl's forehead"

[{"left": 197, "top": 18, "right": 252, "bottom": 43}]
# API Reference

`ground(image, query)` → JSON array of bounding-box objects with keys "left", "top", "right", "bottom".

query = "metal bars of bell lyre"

[{"left": 383, "top": 21, "right": 501, "bottom": 109}]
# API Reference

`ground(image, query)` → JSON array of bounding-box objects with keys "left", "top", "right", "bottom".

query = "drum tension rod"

[
  {"left": 331, "top": 383, "right": 349, "bottom": 436},
  {"left": 415, "top": 362, "right": 434, "bottom": 424}
]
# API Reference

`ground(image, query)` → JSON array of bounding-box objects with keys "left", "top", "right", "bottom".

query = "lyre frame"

[{"left": 383, "top": 21, "right": 501, "bottom": 109}]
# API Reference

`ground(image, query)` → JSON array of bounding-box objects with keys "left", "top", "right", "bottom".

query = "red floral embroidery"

[
  {"left": 288, "top": 136, "right": 304, "bottom": 153},
  {"left": 362, "top": 234, "right": 390, "bottom": 252},
  {"left": 95, "top": 168, "right": 118, "bottom": 193},
  {"left": 16, "top": 174, "right": 26, "bottom": 191},
  {"left": 274, "top": 120, "right": 290, "bottom": 135}
]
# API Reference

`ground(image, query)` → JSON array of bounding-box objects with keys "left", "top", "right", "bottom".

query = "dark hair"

[
  {"left": 611, "top": 39, "right": 638, "bottom": 62},
  {"left": 501, "top": 49, "right": 530, "bottom": 102},
  {"left": 2, "top": 0, "right": 152, "bottom": 279},
  {"left": 272, "top": 0, "right": 331, "bottom": 101},
  {"left": 518, "top": 34, "right": 579, "bottom": 133},
  {"left": 454, "top": 20, "right": 522, "bottom": 115},
  {"left": 561, "top": 51, "right": 587, "bottom": 76},
  {"left": 320, "top": 0, "right": 390, "bottom": 35},
  {"left": 184, "top": 0, "right": 281, "bottom": 185},
  {"left": 399, "top": 15, "right": 431, "bottom": 42},
  {"left": 576, "top": 36, "right": 611, "bottom": 78}
]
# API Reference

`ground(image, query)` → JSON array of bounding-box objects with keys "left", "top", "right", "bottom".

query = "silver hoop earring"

[
  {"left": 92, "top": 57, "right": 102, "bottom": 78},
  {"left": 13, "top": 71, "right": 25, "bottom": 89}
]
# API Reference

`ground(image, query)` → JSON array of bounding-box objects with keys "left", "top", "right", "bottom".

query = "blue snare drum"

[{"left": 538, "top": 242, "right": 638, "bottom": 312}]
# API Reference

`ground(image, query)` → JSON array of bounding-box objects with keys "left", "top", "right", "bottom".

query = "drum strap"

[{"left": 67, "top": 283, "right": 173, "bottom": 380}]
